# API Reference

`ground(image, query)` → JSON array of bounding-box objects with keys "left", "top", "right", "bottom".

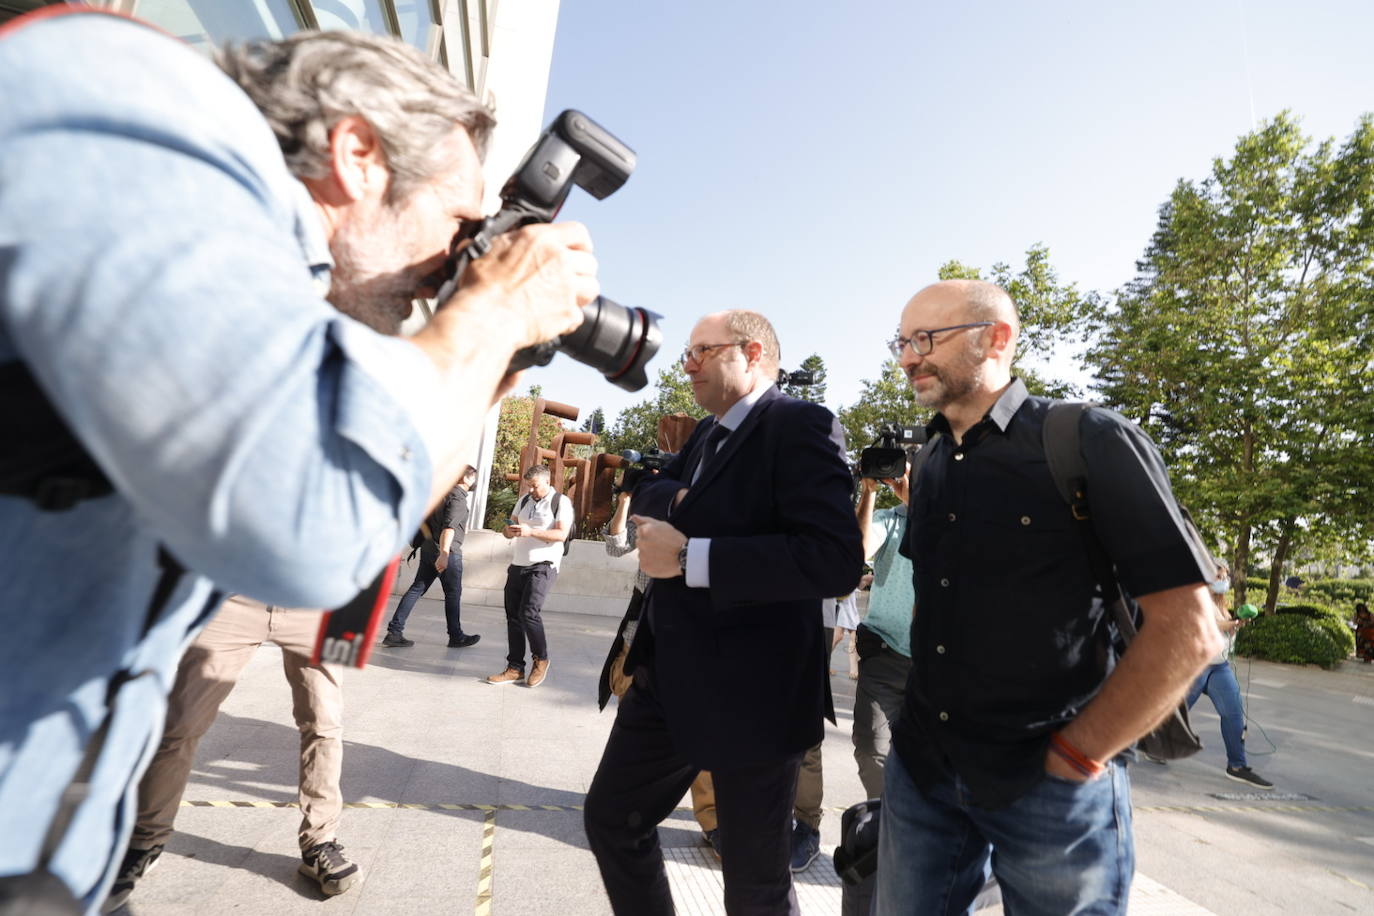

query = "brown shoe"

[
  {"left": 486, "top": 666, "right": 524, "bottom": 686},
  {"left": 526, "top": 658, "right": 551, "bottom": 688}
]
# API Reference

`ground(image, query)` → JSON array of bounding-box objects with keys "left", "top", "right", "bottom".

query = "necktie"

[{"left": 692, "top": 422, "right": 732, "bottom": 484}]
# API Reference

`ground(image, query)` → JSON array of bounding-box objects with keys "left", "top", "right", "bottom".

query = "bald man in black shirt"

[{"left": 874, "top": 280, "right": 1222, "bottom": 916}]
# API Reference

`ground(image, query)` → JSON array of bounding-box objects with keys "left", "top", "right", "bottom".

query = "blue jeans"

[
  {"left": 387, "top": 541, "right": 465, "bottom": 639},
  {"left": 875, "top": 751, "right": 1134, "bottom": 915},
  {"left": 1186, "top": 661, "right": 1246, "bottom": 769}
]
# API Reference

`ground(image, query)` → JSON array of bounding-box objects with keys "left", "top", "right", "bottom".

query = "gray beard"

[{"left": 324, "top": 254, "right": 417, "bottom": 335}]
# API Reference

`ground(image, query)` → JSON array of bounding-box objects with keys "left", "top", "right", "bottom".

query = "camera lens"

[{"left": 558, "top": 297, "right": 662, "bottom": 392}]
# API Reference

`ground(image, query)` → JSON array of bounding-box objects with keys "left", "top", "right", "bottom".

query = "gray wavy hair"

[{"left": 216, "top": 30, "right": 495, "bottom": 202}]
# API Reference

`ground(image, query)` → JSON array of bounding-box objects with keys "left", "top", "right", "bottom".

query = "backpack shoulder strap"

[
  {"left": 1042, "top": 401, "right": 1140, "bottom": 644},
  {"left": 1043, "top": 401, "right": 1092, "bottom": 520}
]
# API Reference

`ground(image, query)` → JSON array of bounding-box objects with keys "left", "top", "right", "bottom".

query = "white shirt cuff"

[{"left": 685, "top": 537, "right": 711, "bottom": 588}]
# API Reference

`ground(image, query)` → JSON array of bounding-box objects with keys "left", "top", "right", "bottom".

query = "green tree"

[
  {"left": 1087, "top": 112, "right": 1374, "bottom": 609},
  {"left": 600, "top": 363, "right": 708, "bottom": 458},
  {"left": 782, "top": 353, "right": 828, "bottom": 404},
  {"left": 580, "top": 407, "right": 606, "bottom": 435}
]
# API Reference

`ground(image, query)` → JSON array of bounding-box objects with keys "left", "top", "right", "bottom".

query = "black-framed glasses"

[
  {"left": 887, "top": 322, "right": 994, "bottom": 358},
  {"left": 680, "top": 341, "right": 746, "bottom": 367}
]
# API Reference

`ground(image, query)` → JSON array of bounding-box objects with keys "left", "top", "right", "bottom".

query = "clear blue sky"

[{"left": 525, "top": 0, "right": 1374, "bottom": 427}]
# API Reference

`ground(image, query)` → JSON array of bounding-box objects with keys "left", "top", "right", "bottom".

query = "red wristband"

[{"left": 1049, "top": 732, "right": 1106, "bottom": 778}]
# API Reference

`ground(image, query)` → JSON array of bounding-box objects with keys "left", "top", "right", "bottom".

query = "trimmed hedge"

[
  {"left": 1235, "top": 614, "right": 1346, "bottom": 669},
  {"left": 1234, "top": 578, "right": 1374, "bottom": 611},
  {"left": 1304, "top": 578, "right": 1374, "bottom": 606},
  {"left": 1275, "top": 602, "right": 1337, "bottom": 620},
  {"left": 1273, "top": 603, "right": 1357, "bottom": 657}
]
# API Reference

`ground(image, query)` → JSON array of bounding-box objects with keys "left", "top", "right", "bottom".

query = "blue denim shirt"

[{"left": 0, "top": 14, "right": 444, "bottom": 905}]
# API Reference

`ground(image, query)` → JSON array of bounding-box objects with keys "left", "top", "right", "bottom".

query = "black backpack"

[
  {"left": 517, "top": 490, "right": 578, "bottom": 555},
  {"left": 1040, "top": 401, "right": 1207, "bottom": 760}
]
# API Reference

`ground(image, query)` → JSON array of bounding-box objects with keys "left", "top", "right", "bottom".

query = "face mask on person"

[{"left": 1210, "top": 579, "right": 1231, "bottom": 595}]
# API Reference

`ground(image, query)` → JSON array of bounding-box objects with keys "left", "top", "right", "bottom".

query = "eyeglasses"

[
  {"left": 680, "top": 341, "right": 745, "bottom": 367},
  {"left": 887, "top": 322, "right": 994, "bottom": 358}
]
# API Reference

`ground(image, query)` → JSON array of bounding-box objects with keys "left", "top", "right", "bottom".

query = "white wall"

[{"left": 392, "top": 529, "right": 637, "bottom": 618}]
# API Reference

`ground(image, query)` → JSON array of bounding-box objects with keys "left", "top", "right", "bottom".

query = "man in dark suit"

[{"left": 583, "top": 310, "right": 863, "bottom": 915}]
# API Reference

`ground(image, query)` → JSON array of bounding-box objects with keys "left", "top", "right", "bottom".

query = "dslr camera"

[
  {"left": 858, "top": 423, "right": 927, "bottom": 479},
  {"left": 614, "top": 446, "right": 676, "bottom": 494},
  {"left": 435, "top": 110, "right": 662, "bottom": 391}
]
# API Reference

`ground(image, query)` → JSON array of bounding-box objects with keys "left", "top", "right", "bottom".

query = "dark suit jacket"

[{"left": 627, "top": 386, "right": 863, "bottom": 770}]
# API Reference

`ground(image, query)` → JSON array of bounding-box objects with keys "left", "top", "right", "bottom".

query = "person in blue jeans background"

[
  {"left": 383, "top": 468, "right": 480, "bottom": 649},
  {"left": 1179, "top": 563, "right": 1273, "bottom": 788}
]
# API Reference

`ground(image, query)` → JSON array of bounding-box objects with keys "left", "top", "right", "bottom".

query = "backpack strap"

[
  {"left": 1042, "top": 402, "right": 1140, "bottom": 645},
  {"left": 1042, "top": 401, "right": 1092, "bottom": 521}
]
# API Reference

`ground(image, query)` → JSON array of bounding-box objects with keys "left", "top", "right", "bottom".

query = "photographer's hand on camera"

[
  {"left": 408, "top": 221, "right": 597, "bottom": 506},
  {"left": 449, "top": 221, "right": 598, "bottom": 344},
  {"left": 884, "top": 472, "right": 910, "bottom": 503}
]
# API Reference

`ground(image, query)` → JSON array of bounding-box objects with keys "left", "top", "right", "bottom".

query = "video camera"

[
  {"left": 614, "top": 446, "right": 676, "bottom": 494},
  {"left": 858, "top": 423, "right": 927, "bottom": 479},
  {"left": 778, "top": 367, "right": 817, "bottom": 387},
  {"left": 435, "top": 110, "right": 662, "bottom": 391}
]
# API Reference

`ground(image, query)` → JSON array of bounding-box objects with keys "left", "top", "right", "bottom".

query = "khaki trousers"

[
  {"left": 132, "top": 595, "right": 344, "bottom": 852},
  {"left": 794, "top": 741, "right": 824, "bottom": 830}
]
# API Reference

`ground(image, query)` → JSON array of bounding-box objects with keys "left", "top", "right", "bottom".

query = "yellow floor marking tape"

[
  {"left": 181, "top": 800, "right": 1373, "bottom": 815},
  {"left": 475, "top": 809, "right": 496, "bottom": 916},
  {"left": 1136, "top": 804, "right": 1374, "bottom": 814}
]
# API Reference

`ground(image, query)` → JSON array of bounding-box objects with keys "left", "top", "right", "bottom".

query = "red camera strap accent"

[{"left": 312, "top": 557, "right": 400, "bottom": 668}]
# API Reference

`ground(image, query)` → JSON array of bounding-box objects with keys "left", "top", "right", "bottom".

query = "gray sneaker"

[
  {"left": 101, "top": 845, "right": 163, "bottom": 912},
  {"left": 299, "top": 840, "right": 360, "bottom": 895}
]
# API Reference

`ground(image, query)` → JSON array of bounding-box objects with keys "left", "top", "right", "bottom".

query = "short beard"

[
  {"left": 325, "top": 208, "right": 420, "bottom": 336},
  {"left": 914, "top": 339, "right": 988, "bottom": 412}
]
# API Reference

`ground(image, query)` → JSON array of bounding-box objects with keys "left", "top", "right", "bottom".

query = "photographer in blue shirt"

[{"left": 0, "top": 11, "right": 597, "bottom": 909}]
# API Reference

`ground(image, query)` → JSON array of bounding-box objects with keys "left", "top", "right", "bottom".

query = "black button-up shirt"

[
  {"left": 892, "top": 379, "right": 1212, "bottom": 808},
  {"left": 422, "top": 484, "right": 469, "bottom": 550}
]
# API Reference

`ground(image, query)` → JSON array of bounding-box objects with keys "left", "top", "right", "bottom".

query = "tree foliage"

[
  {"left": 1087, "top": 112, "right": 1374, "bottom": 609},
  {"left": 600, "top": 363, "right": 708, "bottom": 458},
  {"left": 580, "top": 407, "right": 606, "bottom": 435}
]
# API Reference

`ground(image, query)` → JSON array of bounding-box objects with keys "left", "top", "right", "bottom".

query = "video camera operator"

[{"left": 0, "top": 11, "right": 595, "bottom": 909}]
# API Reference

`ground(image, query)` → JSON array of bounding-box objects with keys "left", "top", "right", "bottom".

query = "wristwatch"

[{"left": 678, "top": 540, "right": 690, "bottom": 576}]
